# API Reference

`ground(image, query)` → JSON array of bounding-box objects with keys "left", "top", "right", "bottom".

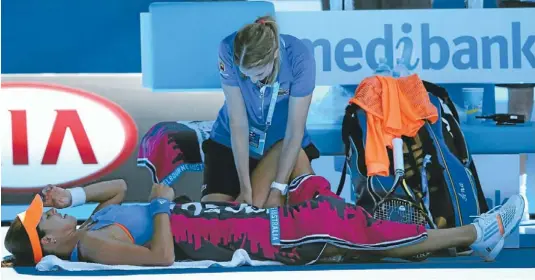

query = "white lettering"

[{"left": 180, "top": 202, "right": 267, "bottom": 217}]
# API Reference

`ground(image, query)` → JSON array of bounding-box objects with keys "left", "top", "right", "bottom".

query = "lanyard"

[
  {"left": 260, "top": 82, "right": 280, "bottom": 131},
  {"left": 256, "top": 37, "right": 285, "bottom": 132}
]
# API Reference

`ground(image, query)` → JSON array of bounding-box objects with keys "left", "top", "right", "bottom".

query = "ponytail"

[
  {"left": 256, "top": 16, "right": 280, "bottom": 85},
  {"left": 234, "top": 15, "right": 281, "bottom": 85}
]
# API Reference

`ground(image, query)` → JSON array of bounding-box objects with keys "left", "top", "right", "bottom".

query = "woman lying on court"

[{"left": 4, "top": 176, "right": 524, "bottom": 267}]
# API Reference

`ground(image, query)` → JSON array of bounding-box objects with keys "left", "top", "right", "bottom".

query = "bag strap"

[
  {"left": 442, "top": 113, "right": 470, "bottom": 164},
  {"left": 403, "top": 136, "right": 423, "bottom": 188},
  {"left": 337, "top": 157, "right": 348, "bottom": 196},
  {"left": 422, "top": 80, "right": 460, "bottom": 122},
  {"left": 337, "top": 104, "right": 357, "bottom": 195}
]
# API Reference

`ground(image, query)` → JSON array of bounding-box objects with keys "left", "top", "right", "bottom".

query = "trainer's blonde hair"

[{"left": 233, "top": 15, "right": 280, "bottom": 85}]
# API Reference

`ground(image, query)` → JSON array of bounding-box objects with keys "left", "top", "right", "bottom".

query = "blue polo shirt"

[{"left": 210, "top": 32, "right": 316, "bottom": 159}]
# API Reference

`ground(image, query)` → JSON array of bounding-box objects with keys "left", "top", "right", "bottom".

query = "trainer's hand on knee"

[
  {"left": 263, "top": 190, "right": 283, "bottom": 208},
  {"left": 236, "top": 189, "right": 253, "bottom": 205},
  {"left": 149, "top": 183, "right": 175, "bottom": 202}
]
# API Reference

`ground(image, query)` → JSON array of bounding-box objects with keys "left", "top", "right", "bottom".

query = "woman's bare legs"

[
  {"left": 250, "top": 141, "right": 314, "bottom": 207},
  {"left": 201, "top": 193, "right": 234, "bottom": 203},
  {"left": 347, "top": 194, "right": 524, "bottom": 262},
  {"left": 378, "top": 225, "right": 477, "bottom": 258},
  {"left": 202, "top": 142, "right": 314, "bottom": 205}
]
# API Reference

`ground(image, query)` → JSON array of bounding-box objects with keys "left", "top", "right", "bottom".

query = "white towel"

[{"left": 36, "top": 249, "right": 283, "bottom": 271}]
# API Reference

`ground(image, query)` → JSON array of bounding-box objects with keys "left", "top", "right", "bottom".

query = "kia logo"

[{"left": 1, "top": 82, "right": 138, "bottom": 192}]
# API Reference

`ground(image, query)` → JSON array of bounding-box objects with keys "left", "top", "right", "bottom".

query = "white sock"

[
  {"left": 519, "top": 174, "right": 527, "bottom": 199},
  {"left": 519, "top": 174, "right": 530, "bottom": 221},
  {"left": 520, "top": 174, "right": 527, "bottom": 188}
]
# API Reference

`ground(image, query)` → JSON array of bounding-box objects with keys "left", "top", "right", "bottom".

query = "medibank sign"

[
  {"left": 278, "top": 9, "right": 535, "bottom": 85},
  {"left": 304, "top": 22, "right": 534, "bottom": 72}
]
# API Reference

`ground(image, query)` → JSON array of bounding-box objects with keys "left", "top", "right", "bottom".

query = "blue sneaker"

[{"left": 470, "top": 194, "right": 525, "bottom": 262}]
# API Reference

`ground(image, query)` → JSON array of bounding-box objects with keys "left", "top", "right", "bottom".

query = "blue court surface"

[
  {"left": 3, "top": 245, "right": 535, "bottom": 276},
  {"left": 5, "top": 247, "right": 535, "bottom": 276}
]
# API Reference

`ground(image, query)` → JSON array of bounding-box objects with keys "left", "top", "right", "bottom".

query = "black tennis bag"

[{"left": 336, "top": 80, "right": 489, "bottom": 235}]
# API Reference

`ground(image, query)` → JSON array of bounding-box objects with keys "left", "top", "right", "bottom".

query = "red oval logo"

[{"left": 1, "top": 82, "right": 138, "bottom": 193}]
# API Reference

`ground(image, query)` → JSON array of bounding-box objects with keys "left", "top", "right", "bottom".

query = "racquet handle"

[{"left": 393, "top": 138, "right": 404, "bottom": 173}]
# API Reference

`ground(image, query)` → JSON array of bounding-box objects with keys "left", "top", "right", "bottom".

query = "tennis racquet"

[{"left": 370, "top": 138, "right": 437, "bottom": 261}]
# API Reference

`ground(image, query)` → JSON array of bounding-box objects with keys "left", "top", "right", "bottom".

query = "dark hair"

[{"left": 2, "top": 217, "right": 46, "bottom": 267}]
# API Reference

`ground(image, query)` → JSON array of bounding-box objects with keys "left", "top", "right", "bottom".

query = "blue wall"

[
  {"left": 2, "top": 0, "right": 501, "bottom": 74},
  {"left": 1, "top": 0, "right": 188, "bottom": 74}
]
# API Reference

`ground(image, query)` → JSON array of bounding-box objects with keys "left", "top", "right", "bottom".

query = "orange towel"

[{"left": 349, "top": 74, "right": 438, "bottom": 177}]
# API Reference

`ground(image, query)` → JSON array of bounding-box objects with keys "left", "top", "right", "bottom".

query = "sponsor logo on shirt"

[
  {"left": 278, "top": 87, "right": 289, "bottom": 96},
  {"left": 219, "top": 59, "right": 229, "bottom": 78}
]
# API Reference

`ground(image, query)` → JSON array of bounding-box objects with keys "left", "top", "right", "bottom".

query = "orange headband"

[{"left": 17, "top": 195, "right": 44, "bottom": 264}]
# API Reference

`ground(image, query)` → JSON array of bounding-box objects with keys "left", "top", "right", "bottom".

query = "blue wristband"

[{"left": 149, "top": 198, "right": 171, "bottom": 217}]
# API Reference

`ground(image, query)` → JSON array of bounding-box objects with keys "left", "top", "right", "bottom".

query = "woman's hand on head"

[
  {"left": 149, "top": 183, "right": 175, "bottom": 202},
  {"left": 41, "top": 185, "right": 72, "bottom": 209}
]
